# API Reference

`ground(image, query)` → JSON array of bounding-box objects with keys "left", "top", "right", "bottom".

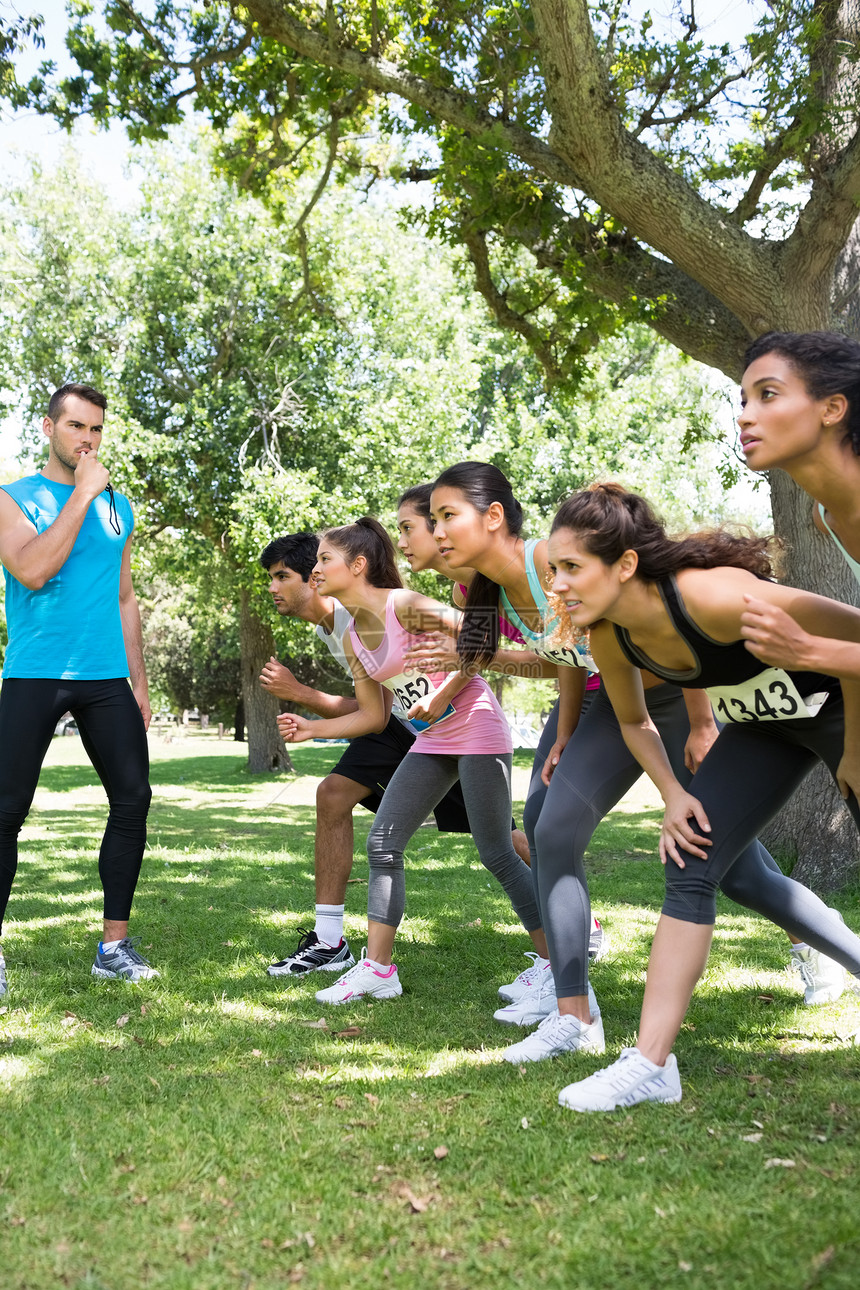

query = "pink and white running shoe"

[{"left": 315, "top": 948, "right": 403, "bottom": 1005}]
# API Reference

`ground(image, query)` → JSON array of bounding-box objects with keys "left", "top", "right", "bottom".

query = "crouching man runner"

[
  {"left": 0, "top": 384, "right": 154, "bottom": 998},
  {"left": 259, "top": 531, "right": 490, "bottom": 976}
]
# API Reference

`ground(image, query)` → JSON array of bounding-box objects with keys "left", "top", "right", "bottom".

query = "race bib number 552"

[{"left": 706, "top": 667, "right": 829, "bottom": 724}]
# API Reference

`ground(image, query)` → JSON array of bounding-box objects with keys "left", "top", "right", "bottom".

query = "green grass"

[{"left": 1, "top": 734, "right": 859, "bottom": 1289}]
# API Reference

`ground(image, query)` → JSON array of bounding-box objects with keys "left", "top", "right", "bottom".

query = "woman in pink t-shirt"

[{"left": 278, "top": 516, "right": 546, "bottom": 1005}]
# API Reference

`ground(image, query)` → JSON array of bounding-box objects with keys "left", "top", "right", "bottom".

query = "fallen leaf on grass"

[
  {"left": 520, "top": 1118, "right": 529, "bottom": 1130},
  {"left": 55, "top": 1242, "right": 71, "bottom": 1255},
  {"left": 10, "top": 1216, "right": 26, "bottom": 1226},
  {"left": 365, "top": 1093, "right": 380, "bottom": 1106},
  {"left": 115, "top": 1014, "right": 130, "bottom": 1028},
  {"left": 140, "top": 1005, "right": 148, "bottom": 1016},
  {"left": 148, "top": 1077, "right": 160, "bottom": 1090},
  {"left": 392, "top": 1182, "right": 433, "bottom": 1213},
  {"left": 298, "top": 1018, "right": 328, "bottom": 1030},
  {"left": 288, "top": 1265, "right": 305, "bottom": 1283},
  {"left": 92, "top": 1075, "right": 110, "bottom": 1087},
  {"left": 334, "top": 1097, "right": 350, "bottom": 1110},
  {"left": 60, "top": 1013, "right": 78, "bottom": 1028},
  {"left": 764, "top": 1158, "right": 796, "bottom": 1169},
  {"left": 811, "top": 1247, "right": 835, "bottom": 1272},
  {"left": 177, "top": 1219, "right": 194, "bottom": 1233},
  {"left": 434, "top": 1145, "right": 449, "bottom": 1160},
  {"left": 679, "top": 1261, "right": 692, "bottom": 1272},
  {"left": 590, "top": 1154, "right": 610, "bottom": 1164},
  {"left": 336, "top": 1027, "right": 363, "bottom": 1039},
  {"left": 132, "top": 1195, "right": 148, "bottom": 1205},
  {"left": 741, "top": 1133, "right": 762, "bottom": 1143},
  {"left": 251, "top": 1049, "right": 263, "bottom": 1057}
]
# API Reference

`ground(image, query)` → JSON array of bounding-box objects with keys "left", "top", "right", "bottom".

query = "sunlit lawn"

[{"left": 1, "top": 731, "right": 859, "bottom": 1289}]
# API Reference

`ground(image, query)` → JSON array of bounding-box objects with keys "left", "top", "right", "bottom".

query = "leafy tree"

[{"left": 15, "top": 0, "right": 858, "bottom": 880}]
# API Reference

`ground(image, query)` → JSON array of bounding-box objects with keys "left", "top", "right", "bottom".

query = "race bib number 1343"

[{"left": 706, "top": 667, "right": 829, "bottom": 724}]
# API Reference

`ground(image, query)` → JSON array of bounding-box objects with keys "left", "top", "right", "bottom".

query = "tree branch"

[
  {"left": 477, "top": 196, "right": 752, "bottom": 378},
  {"left": 462, "top": 227, "right": 574, "bottom": 386},
  {"left": 527, "top": 0, "right": 778, "bottom": 325}
]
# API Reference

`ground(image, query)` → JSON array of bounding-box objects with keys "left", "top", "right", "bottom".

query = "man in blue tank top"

[{"left": 0, "top": 384, "right": 154, "bottom": 998}]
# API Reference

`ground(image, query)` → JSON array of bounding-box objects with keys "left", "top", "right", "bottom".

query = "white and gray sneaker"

[
  {"left": 315, "top": 948, "right": 402, "bottom": 1005},
  {"left": 790, "top": 914, "right": 847, "bottom": 1006},
  {"left": 0, "top": 949, "right": 7, "bottom": 999},
  {"left": 497, "top": 952, "right": 552, "bottom": 1004},
  {"left": 558, "top": 1046, "right": 682, "bottom": 1113},
  {"left": 502, "top": 1008, "right": 606, "bottom": 1063},
  {"left": 495, "top": 980, "right": 600, "bottom": 1028},
  {"left": 92, "top": 937, "right": 159, "bottom": 983}
]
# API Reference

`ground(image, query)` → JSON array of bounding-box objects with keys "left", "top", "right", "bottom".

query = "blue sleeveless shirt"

[
  {"left": 818, "top": 503, "right": 860, "bottom": 585},
  {"left": 1, "top": 474, "right": 133, "bottom": 680}
]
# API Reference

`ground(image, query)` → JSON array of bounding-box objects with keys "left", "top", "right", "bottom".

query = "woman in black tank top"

[{"left": 543, "top": 483, "right": 860, "bottom": 1115}]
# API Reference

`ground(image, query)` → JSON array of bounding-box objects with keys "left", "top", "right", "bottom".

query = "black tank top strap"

[{"left": 613, "top": 575, "right": 838, "bottom": 696}]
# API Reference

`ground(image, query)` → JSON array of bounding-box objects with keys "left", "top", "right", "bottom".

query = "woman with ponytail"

[
  {"left": 427, "top": 465, "right": 830, "bottom": 1070},
  {"left": 736, "top": 332, "right": 860, "bottom": 679},
  {"left": 547, "top": 483, "right": 860, "bottom": 1113},
  {"left": 277, "top": 516, "right": 547, "bottom": 1004}
]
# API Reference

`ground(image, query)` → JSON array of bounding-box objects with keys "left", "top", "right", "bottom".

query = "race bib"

[
  {"left": 706, "top": 666, "right": 829, "bottom": 724},
  {"left": 534, "top": 642, "right": 597, "bottom": 671},
  {"left": 383, "top": 671, "right": 456, "bottom": 733}
]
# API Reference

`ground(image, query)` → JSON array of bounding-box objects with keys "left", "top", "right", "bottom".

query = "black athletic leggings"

[
  {"left": 524, "top": 683, "right": 860, "bottom": 995},
  {"left": 0, "top": 678, "right": 151, "bottom": 932},
  {"left": 663, "top": 693, "right": 860, "bottom": 959}
]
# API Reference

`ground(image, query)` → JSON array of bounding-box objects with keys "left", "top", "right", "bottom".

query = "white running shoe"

[
  {"left": 501, "top": 1008, "right": 606, "bottom": 1064},
  {"left": 790, "top": 945, "right": 846, "bottom": 1005},
  {"left": 497, "top": 952, "right": 552, "bottom": 1004},
  {"left": 314, "top": 949, "right": 402, "bottom": 1005},
  {"left": 790, "top": 914, "right": 847, "bottom": 1006},
  {"left": 558, "top": 1047, "right": 682, "bottom": 1113},
  {"left": 495, "top": 980, "right": 600, "bottom": 1028}
]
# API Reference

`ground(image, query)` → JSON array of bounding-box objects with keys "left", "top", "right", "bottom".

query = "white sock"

[
  {"left": 314, "top": 905, "right": 345, "bottom": 948},
  {"left": 791, "top": 942, "right": 810, "bottom": 954},
  {"left": 101, "top": 938, "right": 123, "bottom": 952}
]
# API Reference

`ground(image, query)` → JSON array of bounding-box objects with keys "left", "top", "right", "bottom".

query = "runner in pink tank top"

[{"left": 278, "top": 516, "right": 547, "bottom": 1008}]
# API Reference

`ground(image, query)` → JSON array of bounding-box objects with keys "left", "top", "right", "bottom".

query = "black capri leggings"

[
  {"left": 0, "top": 678, "right": 151, "bottom": 932},
  {"left": 525, "top": 683, "right": 860, "bottom": 996},
  {"left": 663, "top": 693, "right": 860, "bottom": 960}
]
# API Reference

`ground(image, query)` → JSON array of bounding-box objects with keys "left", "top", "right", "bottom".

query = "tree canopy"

[{"left": 10, "top": 1, "right": 860, "bottom": 386}]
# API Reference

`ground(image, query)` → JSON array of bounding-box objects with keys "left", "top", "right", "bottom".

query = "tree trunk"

[
  {"left": 759, "top": 471, "right": 860, "bottom": 890},
  {"left": 239, "top": 589, "right": 293, "bottom": 773}
]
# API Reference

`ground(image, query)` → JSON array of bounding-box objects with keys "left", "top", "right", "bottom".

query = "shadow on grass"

[{"left": 7, "top": 747, "right": 860, "bottom": 1092}]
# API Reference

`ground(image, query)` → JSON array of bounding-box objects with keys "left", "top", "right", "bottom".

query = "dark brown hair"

[
  {"left": 47, "top": 383, "right": 107, "bottom": 421},
  {"left": 321, "top": 517, "right": 404, "bottom": 589},
  {"left": 551, "top": 483, "right": 775, "bottom": 579}
]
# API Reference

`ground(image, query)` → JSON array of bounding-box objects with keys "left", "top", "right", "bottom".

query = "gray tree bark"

[{"left": 239, "top": 589, "right": 294, "bottom": 773}]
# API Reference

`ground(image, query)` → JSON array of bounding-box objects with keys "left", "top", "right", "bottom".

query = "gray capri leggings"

[
  {"left": 367, "top": 751, "right": 541, "bottom": 932},
  {"left": 524, "top": 683, "right": 860, "bottom": 997}
]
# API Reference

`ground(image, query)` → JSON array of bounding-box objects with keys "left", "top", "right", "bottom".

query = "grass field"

[{"left": 1, "top": 731, "right": 859, "bottom": 1289}]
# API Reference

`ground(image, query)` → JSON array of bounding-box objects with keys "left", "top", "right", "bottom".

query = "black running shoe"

[{"left": 267, "top": 929, "right": 355, "bottom": 977}]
